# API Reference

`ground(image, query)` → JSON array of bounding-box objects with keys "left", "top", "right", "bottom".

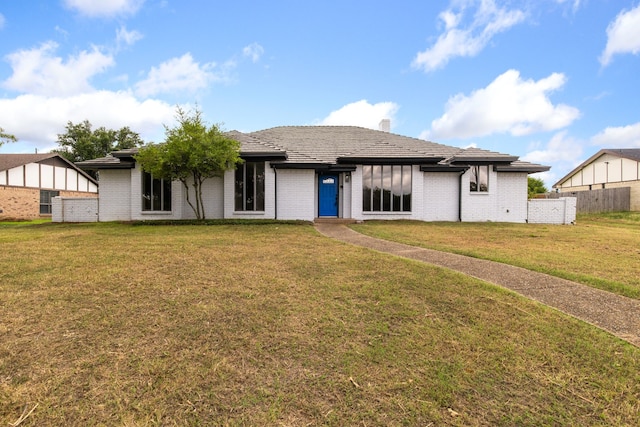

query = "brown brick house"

[{"left": 0, "top": 153, "right": 98, "bottom": 220}]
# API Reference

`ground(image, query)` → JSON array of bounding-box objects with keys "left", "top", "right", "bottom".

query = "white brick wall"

[
  {"left": 179, "top": 176, "right": 224, "bottom": 220},
  {"left": 276, "top": 169, "right": 316, "bottom": 221},
  {"left": 98, "top": 169, "right": 132, "bottom": 221},
  {"left": 92, "top": 163, "right": 544, "bottom": 223},
  {"left": 528, "top": 197, "right": 576, "bottom": 224},
  {"left": 52, "top": 197, "right": 98, "bottom": 222},
  {"left": 423, "top": 172, "right": 459, "bottom": 221},
  {"left": 496, "top": 173, "right": 528, "bottom": 223},
  {"left": 460, "top": 168, "right": 496, "bottom": 222}
]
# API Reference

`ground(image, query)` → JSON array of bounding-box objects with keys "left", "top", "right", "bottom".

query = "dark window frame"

[
  {"left": 362, "top": 165, "right": 412, "bottom": 212},
  {"left": 469, "top": 165, "right": 489, "bottom": 192},
  {"left": 142, "top": 171, "right": 172, "bottom": 212},
  {"left": 40, "top": 190, "right": 60, "bottom": 215},
  {"left": 235, "top": 162, "right": 265, "bottom": 211}
]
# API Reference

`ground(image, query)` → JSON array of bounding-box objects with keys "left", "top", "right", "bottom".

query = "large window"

[
  {"left": 40, "top": 190, "right": 60, "bottom": 215},
  {"left": 362, "top": 165, "right": 412, "bottom": 212},
  {"left": 235, "top": 162, "right": 265, "bottom": 211},
  {"left": 142, "top": 171, "right": 172, "bottom": 211},
  {"left": 469, "top": 165, "right": 489, "bottom": 192}
]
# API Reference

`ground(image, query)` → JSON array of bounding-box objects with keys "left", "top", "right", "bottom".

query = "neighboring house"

[
  {"left": 0, "top": 153, "right": 98, "bottom": 220},
  {"left": 76, "top": 124, "right": 549, "bottom": 223},
  {"left": 553, "top": 149, "right": 640, "bottom": 211}
]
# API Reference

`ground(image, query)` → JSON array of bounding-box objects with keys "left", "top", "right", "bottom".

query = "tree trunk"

[{"left": 181, "top": 179, "right": 200, "bottom": 220}]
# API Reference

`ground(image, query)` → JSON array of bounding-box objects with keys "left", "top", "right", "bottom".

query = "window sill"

[
  {"left": 469, "top": 192, "right": 490, "bottom": 195},
  {"left": 233, "top": 211, "right": 265, "bottom": 215},
  {"left": 141, "top": 211, "right": 173, "bottom": 215},
  {"left": 363, "top": 211, "right": 412, "bottom": 215}
]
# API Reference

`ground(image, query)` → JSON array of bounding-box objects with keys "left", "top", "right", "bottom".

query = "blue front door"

[{"left": 318, "top": 174, "right": 339, "bottom": 217}]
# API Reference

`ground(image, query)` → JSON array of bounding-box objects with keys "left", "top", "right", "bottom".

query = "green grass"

[
  {"left": 352, "top": 212, "right": 640, "bottom": 299},
  {"left": 1, "top": 221, "right": 639, "bottom": 425}
]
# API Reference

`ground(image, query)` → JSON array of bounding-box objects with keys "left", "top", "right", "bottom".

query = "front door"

[{"left": 318, "top": 174, "right": 339, "bottom": 217}]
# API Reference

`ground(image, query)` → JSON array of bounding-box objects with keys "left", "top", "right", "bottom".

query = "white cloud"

[
  {"left": 242, "top": 43, "right": 264, "bottom": 63},
  {"left": 2, "top": 41, "right": 114, "bottom": 96},
  {"left": 522, "top": 131, "right": 585, "bottom": 188},
  {"left": 522, "top": 131, "right": 583, "bottom": 164},
  {"left": 412, "top": 0, "right": 526, "bottom": 72},
  {"left": 319, "top": 100, "right": 399, "bottom": 130},
  {"left": 590, "top": 122, "right": 640, "bottom": 147},
  {"left": 134, "top": 53, "right": 231, "bottom": 97},
  {"left": 0, "top": 92, "right": 175, "bottom": 151},
  {"left": 600, "top": 5, "right": 640, "bottom": 67},
  {"left": 426, "top": 69, "right": 580, "bottom": 140},
  {"left": 116, "top": 26, "right": 143, "bottom": 50},
  {"left": 63, "top": 0, "right": 145, "bottom": 17}
]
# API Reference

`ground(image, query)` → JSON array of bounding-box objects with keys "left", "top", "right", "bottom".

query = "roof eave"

[
  {"left": 420, "top": 165, "right": 469, "bottom": 172},
  {"left": 494, "top": 165, "right": 551, "bottom": 173},
  {"left": 76, "top": 161, "right": 136, "bottom": 170},
  {"left": 337, "top": 156, "right": 445, "bottom": 165}
]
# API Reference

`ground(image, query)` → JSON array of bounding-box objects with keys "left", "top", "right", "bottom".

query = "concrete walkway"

[{"left": 315, "top": 223, "right": 640, "bottom": 348}]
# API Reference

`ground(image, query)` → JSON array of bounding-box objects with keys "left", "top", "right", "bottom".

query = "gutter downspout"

[
  {"left": 273, "top": 166, "right": 278, "bottom": 220},
  {"left": 458, "top": 170, "right": 465, "bottom": 222}
]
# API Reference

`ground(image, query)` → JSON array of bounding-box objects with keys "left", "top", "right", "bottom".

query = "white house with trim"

[{"left": 76, "top": 124, "right": 551, "bottom": 223}]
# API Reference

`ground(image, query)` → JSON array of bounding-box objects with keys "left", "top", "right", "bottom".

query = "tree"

[
  {"left": 528, "top": 176, "right": 548, "bottom": 198},
  {"left": 54, "top": 120, "right": 144, "bottom": 163},
  {"left": 0, "top": 126, "right": 17, "bottom": 147},
  {"left": 135, "top": 107, "right": 242, "bottom": 220}
]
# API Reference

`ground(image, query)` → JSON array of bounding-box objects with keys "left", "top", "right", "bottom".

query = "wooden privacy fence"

[{"left": 546, "top": 187, "right": 630, "bottom": 213}]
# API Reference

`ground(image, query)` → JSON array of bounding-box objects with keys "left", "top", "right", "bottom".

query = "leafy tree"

[
  {"left": 0, "top": 126, "right": 17, "bottom": 146},
  {"left": 136, "top": 107, "right": 242, "bottom": 220},
  {"left": 54, "top": 120, "right": 144, "bottom": 163},
  {"left": 528, "top": 176, "right": 548, "bottom": 198}
]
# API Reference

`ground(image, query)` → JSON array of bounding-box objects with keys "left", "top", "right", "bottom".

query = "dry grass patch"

[
  {"left": 352, "top": 212, "right": 640, "bottom": 299},
  {"left": 1, "top": 222, "right": 639, "bottom": 425}
]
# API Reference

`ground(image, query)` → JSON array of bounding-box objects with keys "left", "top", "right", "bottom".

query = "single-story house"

[
  {"left": 76, "top": 124, "right": 549, "bottom": 223},
  {"left": 0, "top": 153, "right": 98, "bottom": 220},
  {"left": 553, "top": 148, "right": 640, "bottom": 211}
]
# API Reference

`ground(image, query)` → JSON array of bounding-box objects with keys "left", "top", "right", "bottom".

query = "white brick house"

[{"left": 76, "top": 125, "right": 549, "bottom": 223}]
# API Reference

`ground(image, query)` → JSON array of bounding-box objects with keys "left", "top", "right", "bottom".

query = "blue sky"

[{"left": 1, "top": 0, "right": 640, "bottom": 187}]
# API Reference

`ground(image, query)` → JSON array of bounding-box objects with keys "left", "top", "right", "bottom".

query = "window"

[
  {"left": 469, "top": 165, "right": 489, "bottom": 192},
  {"left": 142, "top": 171, "right": 172, "bottom": 211},
  {"left": 362, "top": 165, "right": 411, "bottom": 212},
  {"left": 40, "top": 190, "right": 59, "bottom": 215},
  {"left": 235, "top": 162, "right": 265, "bottom": 211}
]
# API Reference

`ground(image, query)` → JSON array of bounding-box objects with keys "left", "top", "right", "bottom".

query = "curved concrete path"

[{"left": 315, "top": 223, "right": 640, "bottom": 348}]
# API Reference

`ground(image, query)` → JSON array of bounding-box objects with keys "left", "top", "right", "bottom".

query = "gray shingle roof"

[
  {"left": 75, "top": 154, "right": 135, "bottom": 169},
  {"left": 246, "top": 126, "right": 460, "bottom": 164},
  {"left": 76, "top": 125, "right": 548, "bottom": 173}
]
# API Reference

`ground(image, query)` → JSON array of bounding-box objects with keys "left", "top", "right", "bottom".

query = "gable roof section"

[
  {"left": 226, "top": 130, "right": 287, "bottom": 159},
  {"left": 0, "top": 153, "right": 98, "bottom": 184},
  {"left": 444, "top": 147, "right": 519, "bottom": 164},
  {"left": 76, "top": 152, "right": 136, "bottom": 169},
  {"left": 0, "top": 153, "right": 59, "bottom": 172},
  {"left": 553, "top": 148, "right": 640, "bottom": 187}
]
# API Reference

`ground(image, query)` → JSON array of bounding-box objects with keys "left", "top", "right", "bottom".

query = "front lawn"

[
  {"left": 1, "top": 222, "right": 638, "bottom": 425},
  {"left": 352, "top": 212, "right": 640, "bottom": 299}
]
